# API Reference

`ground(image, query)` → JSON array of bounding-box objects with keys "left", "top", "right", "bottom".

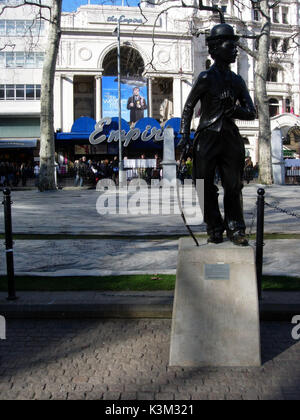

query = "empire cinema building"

[{"left": 1, "top": 0, "right": 300, "bottom": 177}]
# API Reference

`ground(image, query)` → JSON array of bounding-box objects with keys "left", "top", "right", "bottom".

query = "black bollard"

[
  {"left": 256, "top": 188, "right": 265, "bottom": 300},
  {"left": 2, "top": 188, "right": 18, "bottom": 300}
]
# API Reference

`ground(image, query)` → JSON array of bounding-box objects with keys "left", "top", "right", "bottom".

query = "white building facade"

[{"left": 1, "top": 0, "right": 300, "bottom": 165}]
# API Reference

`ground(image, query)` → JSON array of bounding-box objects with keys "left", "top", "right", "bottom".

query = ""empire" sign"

[
  {"left": 107, "top": 15, "right": 144, "bottom": 25},
  {"left": 89, "top": 117, "right": 167, "bottom": 147}
]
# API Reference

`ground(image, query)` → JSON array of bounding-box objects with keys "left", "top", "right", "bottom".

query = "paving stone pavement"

[
  {"left": 0, "top": 319, "right": 300, "bottom": 400},
  {"left": 1, "top": 184, "right": 300, "bottom": 236},
  {"left": 1, "top": 238, "right": 300, "bottom": 278}
]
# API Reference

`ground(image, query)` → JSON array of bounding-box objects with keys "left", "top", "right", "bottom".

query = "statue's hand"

[
  {"left": 179, "top": 134, "right": 192, "bottom": 160},
  {"left": 220, "top": 89, "right": 236, "bottom": 116}
]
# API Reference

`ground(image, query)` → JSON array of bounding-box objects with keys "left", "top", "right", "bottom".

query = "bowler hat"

[{"left": 206, "top": 23, "right": 239, "bottom": 41}]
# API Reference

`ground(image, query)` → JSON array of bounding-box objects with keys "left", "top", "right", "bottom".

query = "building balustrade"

[
  {"left": 266, "top": 82, "right": 290, "bottom": 93},
  {"left": 236, "top": 119, "right": 259, "bottom": 129}
]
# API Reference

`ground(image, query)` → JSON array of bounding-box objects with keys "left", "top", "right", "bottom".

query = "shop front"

[
  {"left": 0, "top": 139, "right": 39, "bottom": 163},
  {"left": 56, "top": 116, "right": 120, "bottom": 168},
  {"left": 0, "top": 116, "right": 40, "bottom": 163},
  {"left": 55, "top": 115, "right": 186, "bottom": 166}
]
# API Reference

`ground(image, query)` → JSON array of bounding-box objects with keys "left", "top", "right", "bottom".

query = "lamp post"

[{"left": 115, "top": 19, "right": 125, "bottom": 187}]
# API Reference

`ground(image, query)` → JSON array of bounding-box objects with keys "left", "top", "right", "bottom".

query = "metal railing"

[
  {"left": 1, "top": 186, "right": 298, "bottom": 302},
  {"left": 2, "top": 188, "right": 18, "bottom": 300},
  {"left": 256, "top": 189, "right": 265, "bottom": 300},
  {"left": 255, "top": 187, "right": 300, "bottom": 299}
]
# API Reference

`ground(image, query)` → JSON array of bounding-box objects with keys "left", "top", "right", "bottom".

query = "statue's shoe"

[
  {"left": 207, "top": 232, "right": 223, "bottom": 244},
  {"left": 227, "top": 231, "right": 249, "bottom": 246}
]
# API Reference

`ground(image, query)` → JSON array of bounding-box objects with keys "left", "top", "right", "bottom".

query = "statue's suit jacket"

[{"left": 180, "top": 64, "right": 256, "bottom": 137}]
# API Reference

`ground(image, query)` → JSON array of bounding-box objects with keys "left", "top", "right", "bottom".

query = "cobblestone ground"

[{"left": 0, "top": 319, "right": 300, "bottom": 400}]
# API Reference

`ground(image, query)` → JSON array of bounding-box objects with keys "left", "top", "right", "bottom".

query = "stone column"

[
  {"left": 173, "top": 78, "right": 182, "bottom": 118},
  {"left": 95, "top": 74, "right": 102, "bottom": 122},
  {"left": 292, "top": 92, "right": 300, "bottom": 115},
  {"left": 53, "top": 74, "right": 62, "bottom": 131},
  {"left": 61, "top": 74, "right": 74, "bottom": 132},
  {"left": 181, "top": 77, "right": 192, "bottom": 110},
  {"left": 255, "top": 136, "right": 259, "bottom": 165}
]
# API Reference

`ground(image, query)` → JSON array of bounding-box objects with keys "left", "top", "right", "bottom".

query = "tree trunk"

[
  {"left": 38, "top": 0, "right": 62, "bottom": 191},
  {"left": 255, "top": 0, "right": 273, "bottom": 185}
]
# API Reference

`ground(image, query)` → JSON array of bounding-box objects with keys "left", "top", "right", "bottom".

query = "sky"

[{"left": 62, "top": 0, "right": 141, "bottom": 12}]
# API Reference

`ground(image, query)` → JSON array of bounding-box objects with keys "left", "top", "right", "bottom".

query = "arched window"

[
  {"left": 102, "top": 46, "right": 144, "bottom": 77},
  {"left": 101, "top": 46, "right": 147, "bottom": 123},
  {"left": 269, "top": 98, "right": 279, "bottom": 117}
]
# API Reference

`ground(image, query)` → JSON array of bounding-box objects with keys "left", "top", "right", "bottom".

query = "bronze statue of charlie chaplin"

[{"left": 180, "top": 23, "right": 256, "bottom": 246}]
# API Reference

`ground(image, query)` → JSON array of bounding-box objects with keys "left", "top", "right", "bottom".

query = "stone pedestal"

[{"left": 169, "top": 238, "right": 261, "bottom": 367}]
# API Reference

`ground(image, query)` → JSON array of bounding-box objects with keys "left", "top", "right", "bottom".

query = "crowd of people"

[
  {"left": 72, "top": 156, "right": 118, "bottom": 187},
  {"left": 0, "top": 155, "right": 259, "bottom": 189},
  {"left": 0, "top": 161, "right": 38, "bottom": 187},
  {"left": 72, "top": 154, "right": 162, "bottom": 187},
  {"left": 176, "top": 156, "right": 259, "bottom": 185}
]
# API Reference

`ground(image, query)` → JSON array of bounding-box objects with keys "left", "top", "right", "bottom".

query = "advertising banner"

[{"left": 102, "top": 76, "right": 148, "bottom": 124}]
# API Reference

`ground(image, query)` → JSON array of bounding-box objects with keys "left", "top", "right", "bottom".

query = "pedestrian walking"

[
  {"left": 74, "top": 158, "right": 87, "bottom": 187},
  {"left": 244, "top": 157, "right": 254, "bottom": 184},
  {"left": 20, "top": 163, "right": 27, "bottom": 186},
  {"left": 34, "top": 162, "right": 40, "bottom": 186},
  {"left": 111, "top": 156, "right": 119, "bottom": 184}
]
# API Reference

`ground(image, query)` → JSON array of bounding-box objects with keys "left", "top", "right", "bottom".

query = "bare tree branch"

[
  {"left": 0, "top": 0, "right": 51, "bottom": 17},
  {"left": 194, "top": 0, "right": 225, "bottom": 24},
  {"left": 0, "top": 43, "right": 16, "bottom": 51},
  {"left": 269, "top": 1, "right": 281, "bottom": 9}
]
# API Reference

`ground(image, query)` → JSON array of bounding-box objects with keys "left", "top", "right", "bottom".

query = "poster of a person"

[{"left": 127, "top": 87, "right": 147, "bottom": 124}]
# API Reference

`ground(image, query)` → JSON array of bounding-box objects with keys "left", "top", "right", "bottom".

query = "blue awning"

[
  {"left": 55, "top": 116, "right": 194, "bottom": 149},
  {"left": 56, "top": 116, "right": 97, "bottom": 140},
  {"left": 55, "top": 132, "right": 90, "bottom": 140},
  {"left": 71, "top": 116, "right": 97, "bottom": 133},
  {"left": 0, "top": 139, "right": 38, "bottom": 148}
]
